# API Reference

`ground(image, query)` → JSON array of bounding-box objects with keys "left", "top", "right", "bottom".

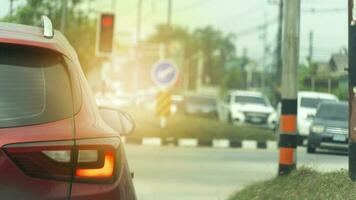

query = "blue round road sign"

[{"left": 151, "top": 60, "right": 178, "bottom": 87}]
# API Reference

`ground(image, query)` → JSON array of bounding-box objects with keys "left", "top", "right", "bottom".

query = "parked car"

[
  {"left": 0, "top": 17, "right": 136, "bottom": 199},
  {"left": 184, "top": 95, "right": 218, "bottom": 117},
  {"left": 297, "top": 91, "right": 338, "bottom": 143},
  {"left": 307, "top": 101, "right": 348, "bottom": 153},
  {"left": 218, "top": 90, "right": 277, "bottom": 129}
]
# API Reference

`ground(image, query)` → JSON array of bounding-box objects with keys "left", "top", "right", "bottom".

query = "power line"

[
  {"left": 221, "top": 2, "right": 262, "bottom": 26},
  {"left": 302, "top": 7, "right": 346, "bottom": 13},
  {"left": 235, "top": 17, "right": 278, "bottom": 38}
]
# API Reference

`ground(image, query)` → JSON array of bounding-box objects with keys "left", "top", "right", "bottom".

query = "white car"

[
  {"left": 297, "top": 91, "right": 338, "bottom": 140},
  {"left": 218, "top": 90, "right": 278, "bottom": 129}
]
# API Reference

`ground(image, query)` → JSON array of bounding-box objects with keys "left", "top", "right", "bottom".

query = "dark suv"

[
  {"left": 307, "top": 101, "right": 348, "bottom": 153},
  {"left": 0, "top": 17, "right": 136, "bottom": 199}
]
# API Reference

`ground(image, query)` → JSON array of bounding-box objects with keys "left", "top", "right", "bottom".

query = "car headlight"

[{"left": 311, "top": 125, "right": 325, "bottom": 134}]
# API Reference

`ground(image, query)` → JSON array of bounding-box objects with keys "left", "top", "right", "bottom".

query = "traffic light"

[{"left": 97, "top": 13, "right": 115, "bottom": 55}]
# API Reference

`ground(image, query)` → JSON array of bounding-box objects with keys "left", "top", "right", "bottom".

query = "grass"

[
  {"left": 229, "top": 167, "right": 356, "bottom": 200},
  {"left": 124, "top": 107, "right": 275, "bottom": 142}
]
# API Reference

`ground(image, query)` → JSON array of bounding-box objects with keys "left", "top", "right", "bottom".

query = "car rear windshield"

[
  {"left": 300, "top": 97, "right": 336, "bottom": 109},
  {"left": 0, "top": 44, "right": 73, "bottom": 128},
  {"left": 235, "top": 96, "right": 267, "bottom": 106},
  {"left": 316, "top": 103, "right": 348, "bottom": 121}
]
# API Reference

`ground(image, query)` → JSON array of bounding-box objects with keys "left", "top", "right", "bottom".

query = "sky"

[{"left": 0, "top": 0, "right": 348, "bottom": 63}]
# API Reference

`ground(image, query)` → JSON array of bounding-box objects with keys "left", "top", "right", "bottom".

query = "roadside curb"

[{"left": 123, "top": 137, "right": 278, "bottom": 150}]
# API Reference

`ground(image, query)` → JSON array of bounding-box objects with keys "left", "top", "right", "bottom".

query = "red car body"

[{"left": 0, "top": 22, "right": 136, "bottom": 199}]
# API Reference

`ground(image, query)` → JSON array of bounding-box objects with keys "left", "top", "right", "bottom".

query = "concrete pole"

[
  {"left": 261, "top": 12, "right": 268, "bottom": 91},
  {"left": 9, "top": 0, "right": 14, "bottom": 16},
  {"left": 308, "top": 30, "right": 314, "bottom": 62},
  {"left": 275, "top": 0, "right": 284, "bottom": 100},
  {"left": 167, "top": 0, "right": 172, "bottom": 26},
  {"left": 60, "top": 0, "right": 67, "bottom": 33},
  {"left": 348, "top": 0, "right": 356, "bottom": 181},
  {"left": 136, "top": 0, "right": 142, "bottom": 44},
  {"left": 278, "top": 0, "right": 301, "bottom": 175},
  {"left": 196, "top": 52, "right": 204, "bottom": 92},
  {"left": 134, "top": 0, "right": 143, "bottom": 91},
  {"left": 166, "top": 0, "right": 173, "bottom": 58}
]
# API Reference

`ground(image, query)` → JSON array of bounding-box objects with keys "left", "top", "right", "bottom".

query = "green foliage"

[
  {"left": 147, "top": 24, "right": 237, "bottom": 86},
  {"left": 220, "top": 67, "right": 246, "bottom": 93},
  {"left": 126, "top": 107, "right": 275, "bottom": 142},
  {"left": 298, "top": 64, "right": 311, "bottom": 91},
  {"left": 1, "top": 0, "right": 99, "bottom": 74},
  {"left": 333, "top": 86, "right": 348, "bottom": 100}
]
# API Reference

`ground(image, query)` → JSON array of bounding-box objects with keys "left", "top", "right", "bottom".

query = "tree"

[
  {"left": 1, "top": 0, "right": 100, "bottom": 74},
  {"left": 193, "top": 27, "right": 236, "bottom": 85},
  {"left": 147, "top": 24, "right": 237, "bottom": 87}
]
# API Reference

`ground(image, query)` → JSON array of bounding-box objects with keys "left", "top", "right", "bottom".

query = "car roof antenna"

[{"left": 41, "top": 15, "right": 54, "bottom": 39}]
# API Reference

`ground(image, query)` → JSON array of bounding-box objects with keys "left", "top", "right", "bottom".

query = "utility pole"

[
  {"left": 9, "top": 0, "right": 14, "bottom": 16},
  {"left": 136, "top": 0, "right": 143, "bottom": 44},
  {"left": 242, "top": 47, "right": 249, "bottom": 89},
  {"left": 275, "top": 0, "right": 284, "bottom": 101},
  {"left": 308, "top": 30, "right": 314, "bottom": 62},
  {"left": 261, "top": 12, "right": 268, "bottom": 90},
  {"left": 133, "top": 0, "right": 143, "bottom": 91},
  {"left": 167, "top": 0, "right": 172, "bottom": 26},
  {"left": 278, "top": 0, "right": 301, "bottom": 175},
  {"left": 166, "top": 0, "right": 173, "bottom": 58},
  {"left": 196, "top": 52, "right": 204, "bottom": 92},
  {"left": 308, "top": 30, "right": 315, "bottom": 91},
  {"left": 60, "top": 0, "right": 68, "bottom": 33},
  {"left": 348, "top": 0, "right": 356, "bottom": 181}
]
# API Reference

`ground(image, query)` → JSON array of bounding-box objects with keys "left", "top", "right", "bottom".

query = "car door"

[
  {"left": 67, "top": 58, "right": 137, "bottom": 200},
  {"left": 0, "top": 44, "right": 76, "bottom": 199}
]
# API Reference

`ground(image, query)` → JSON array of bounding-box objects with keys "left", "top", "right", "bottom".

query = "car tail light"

[
  {"left": 4, "top": 142, "right": 73, "bottom": 181},
  {"left": 4, "top": 138, "right": 121, "bottom": 183},
  {"left": 76, "top": 151, "right": 115, "bottom": 179}
]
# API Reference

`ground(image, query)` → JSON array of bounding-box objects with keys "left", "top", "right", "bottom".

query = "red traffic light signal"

[
  {"left": 101, "top": 16, "right": 113, "bottom": 28},
  {"left": 97, "top": 13, "right": 115, "bottom": 55}
]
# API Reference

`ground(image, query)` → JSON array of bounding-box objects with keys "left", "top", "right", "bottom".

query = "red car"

[{"left": 0, "top": 16, "right": 136, "bottom": 199}]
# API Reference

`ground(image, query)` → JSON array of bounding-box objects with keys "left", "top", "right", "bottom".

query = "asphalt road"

[{"left": 125, "top": 145, "right": 348, "bottom": 200}]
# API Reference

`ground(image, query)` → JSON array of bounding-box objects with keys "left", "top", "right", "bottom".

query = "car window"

[
  {"left": 300, "top": 97, "right": 336, "bottom": 109},
  {"left": 0, "top": 44, "right": 74, "bottom": 128},
  {"left": 316, "top": 103, "right": 348, "bottom": 121},
  {"left": 235, "top": 95, "right": 267, "bottom": 106}
]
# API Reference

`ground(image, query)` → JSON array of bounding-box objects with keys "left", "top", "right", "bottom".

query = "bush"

[{"left": 229, "top": 167, "right": 356, "bottom": 200}]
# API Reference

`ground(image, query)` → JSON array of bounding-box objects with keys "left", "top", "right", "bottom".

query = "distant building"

[
  {"left": 302, "top": 52, "right": 348, "bottom": 94},
  {"left": 329, "top": 53, "right": 348, "bottom": 78}
]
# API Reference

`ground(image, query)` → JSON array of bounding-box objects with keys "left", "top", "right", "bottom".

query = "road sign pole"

[
  {"left": 151, "top": 59, "right": 178, "bottom": 129},
  {"left": 278, "top": 0, "right": 300, "bottom": 176},
  {"left": 156, "top": 90, "right": 171, "bottom": 128},
  {"left": 348, "top": 0, "right": 356, "bottom": 181},
  {"left": 160, "top": 117, "right": 167, "bottom": 128}
]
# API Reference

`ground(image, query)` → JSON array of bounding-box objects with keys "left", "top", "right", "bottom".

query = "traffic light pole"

[
  {"left": 348, "top": 0, "right": 356, "bottom": 181},
  {"left": 278, "top": 0, "right": 300, "bottom": 175}
]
